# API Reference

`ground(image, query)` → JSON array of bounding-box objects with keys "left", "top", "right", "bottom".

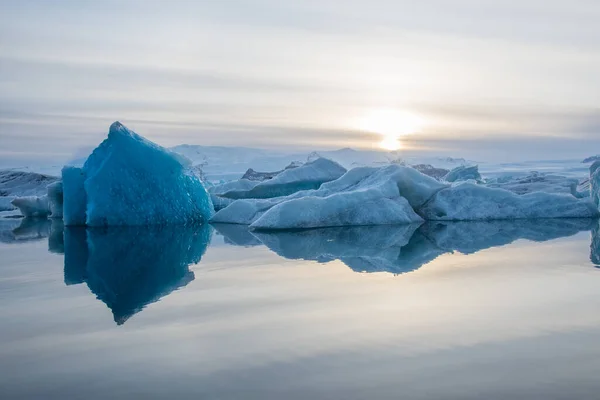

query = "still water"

[{"left": 1, "top": 218, "right": 600, "bottom": 399}]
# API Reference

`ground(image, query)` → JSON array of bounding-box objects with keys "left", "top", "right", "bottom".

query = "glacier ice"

[
  {"left": 444, "top": 165, "right": 481, "bottom": 182},
  {"left": 419, "top": 182, "right": 599, "bottom": 221},
  {"left": 62, "top": 122, "right": 213, "bottom": 226},
  {"left": 213, "top": 165, "right": 445, "bottom": 228},
  {"left": 62, "top": 166, "right": 87, "bottom": 226},
  {"left": 47, "top": 181, "right": 63, "bottom": 218},
  {"left": 485, "top": 172, "right": 584, "bottom": 198},
  {"left": 250, "top": 166, "right": 428, "bottom": 229},
  {"left": 209, "top": 178, "right": 260, "bottom": 211},
  {"left": 590, "top": 160, "right": 600, "bottom": 209},
  {"left": 11, "top": 195, "right": 50, "bottom": 218},
  {"left": 220, "top": 158, "right": 347, "bottom": 199}
]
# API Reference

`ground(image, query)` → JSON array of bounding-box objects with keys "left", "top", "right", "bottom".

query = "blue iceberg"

[{"left": 62, "top": 122, "right": 213, "bottom": 226}]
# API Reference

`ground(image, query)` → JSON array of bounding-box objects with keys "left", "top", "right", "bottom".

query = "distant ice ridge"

[{"left": 61, "top": 122, "right": 213, "bottom": 226}]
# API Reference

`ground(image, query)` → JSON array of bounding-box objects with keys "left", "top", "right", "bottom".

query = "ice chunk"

[
  {"left": 0, "top": 197, "right": 16, "bottom": 212},
  {"left": 62, "top": 166, "right": 87, "bottom": 226},
  {"left": 251, "top": 189, "right": 422, "bottom": 230},
  {"left": 209, "top": 179, "right": 260, "bottom": 211},
  {"left": 485, "top": 172, "right": 583, "bottom": 198},
  {"left": 419, "top": 182, "right": 599, "bottom": 221},
  {"left": 221, "top": 158, "right": 347, "bottom": 199},
  {"left": 444, "top": 165, "right": 481, "bottom": 182},
  {"left": 68, "top": 122, "right": 213, "bottom": 226},
  {"left": 47, "top": 181, "right": 63, "bottom": 218},
  {"left": 11, "top": 195, "right": 50, "bottom": 217},
  {"left": 411, "top": 164, "right": 449, "bottom": 180},
  {"left": 590, "top": 160, "right": 600, "bottom": 209},
  {"left": 213, "top": 165, "right": 446, "bottom": 227}
]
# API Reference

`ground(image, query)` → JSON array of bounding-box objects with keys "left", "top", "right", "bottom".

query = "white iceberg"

[
  {"left": 208, "top": 178, "right": 260, "bottom": 211},
  {"left": 11, "top": 195, "right": 50, "bottom": 218},
  {"left": 419, "top": 182, "right": 599, "bottom": 221},
  {"left": 47, "top": 181, "right": 63, "bottom": 218},
  {"left": 590, "top": 161, "right": 600, "bottom": 209},
  {"left": 485, "top": 172, "right": 584, "bottom": 198},
  {"left": 220, "top": 158, "right": 347, "bottom": 199},
  {"left": 63, "top": 122, "right": 213, "bottom": 226},
  {"left": 213, "top": 165, "right": 445, "bottom": 228},
  {"left": 444, "top": 165, "right": 481, "bottom": 182}
]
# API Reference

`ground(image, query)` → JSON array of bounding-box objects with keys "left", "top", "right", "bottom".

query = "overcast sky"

[{"left": 1, "top": 0, "right": 600, "bottom": 164}]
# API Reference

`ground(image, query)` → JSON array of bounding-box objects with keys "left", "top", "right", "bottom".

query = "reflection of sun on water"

[{"left": 359, "top": 109, "right": 424, "bottom": 151}]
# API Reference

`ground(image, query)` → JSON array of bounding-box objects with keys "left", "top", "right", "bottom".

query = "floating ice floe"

[
  {"left": 485, "top": 172, "right": 584, "bottom": 198},
  {"left": 61, "top": 122, "right": 213, "bottom": 226},
  {"left": 47, "top": 181, "right": 63, "bottom": 218},
  {"left": 219, "top": 158, "right": 347, "bottom": 200},
  {"left": 419, "top": 182, "right": 599, "bottom": 221},
  {"left": 11, "top": 195, "right": 50, "bottom": 218},
  {"left": 590, "top": 161, "right": 600, "bottom": 209},
  {"left": 212, "top": 165, "right": 447, "bottom": 228},
  {"left": 443, "top": 165, "right": 482, "bottom": 182}
]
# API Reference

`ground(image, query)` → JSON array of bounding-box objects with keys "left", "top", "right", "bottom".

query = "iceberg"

[
  {"left": 220, "top": 158, "right": 347, "bottom": 199},
  {"left": 63, "top": 122, "right": 213, "bottom": 226},
  {"left": 209, "top": 178, "right": 260, "bottom": 211},
  {"left": 443, "top": 165, "right": 481, "bottom": 182},
  {"left": 590, "top": 161, "right": 600, "bottom": 209},
  {"left": 485, "top": 172, "right": 583, "bottom": 198},
  {"left": 62, "top": 166, "right": 87, "bottom": 226},
  {"left": 213, "top": 165, "right": 446, "bottom": 227},
  {"left": 10, "top": 195, "right": 50, "bottom": 218},
  {"left": 419, "top": 182, "right": 599, "bottom": 221},
  {"left": 47, "top": 181, "right": 63, "bottom": 218}
]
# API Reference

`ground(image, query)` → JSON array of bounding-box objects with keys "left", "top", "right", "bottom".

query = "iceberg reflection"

[
  {"left": 252, "top": 219, "right": 597, "bottom": 274},
  {"left": 63, "top": 224, "right": 212, "bottom": 325},
  {"left": 253, "top": 224, "right": 445, "bottom": 274}
]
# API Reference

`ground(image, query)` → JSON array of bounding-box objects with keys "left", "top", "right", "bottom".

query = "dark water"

[{"left": 1, "top": 218, "right": 600, "bottom": 399}]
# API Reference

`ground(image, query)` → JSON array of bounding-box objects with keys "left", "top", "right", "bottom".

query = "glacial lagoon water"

[{"left": 1, "top": 218, "right": 600, "bottom": 399}]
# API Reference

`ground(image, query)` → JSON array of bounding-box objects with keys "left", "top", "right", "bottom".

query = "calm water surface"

[{"left": 1, "top": 218, "right": 600, "bottom": 399}]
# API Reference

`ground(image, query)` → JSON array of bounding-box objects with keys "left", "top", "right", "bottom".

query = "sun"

[{"left": 359, "top": 109, "right": 424, "bottom": 151}]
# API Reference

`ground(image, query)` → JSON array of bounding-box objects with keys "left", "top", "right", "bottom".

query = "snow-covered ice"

[
  {"left": 11, "top": 196, "right": 50, "bottom": 218},
  {"left": 250, "top": 166, "right": 428, "bottom": 229},
  {"left": 219, "top": 158, "right": 346, "bottom": 199},
  {"left": 590, "top": 161, "right": 600, "bottom": 209},
  {"left": 443, "top": 165, "right": 481, "bottom": 182},
  {"left": 419, "top": 182, "right": 599, "bottom": 221},
  {"left": 213, "top": 165, "right": 445, "bottom": 228},
  {"left": 47, "top": 181, "right": 63, "bottom": 218},
  {"left": 485, "top": 172, "right": 583, "bottom": 197}
]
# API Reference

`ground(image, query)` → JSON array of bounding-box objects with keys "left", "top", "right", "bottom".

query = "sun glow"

[{"left": 359, "top": 109, "right": 425, "bottom": 151}]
